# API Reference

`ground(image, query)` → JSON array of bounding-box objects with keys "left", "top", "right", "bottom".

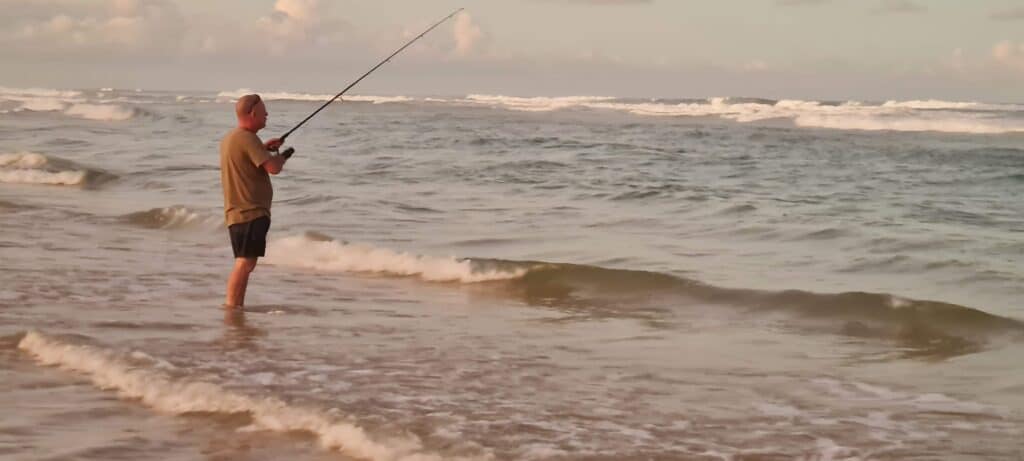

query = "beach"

[{"left": 2, "top": 86, "right": 1023, "bottom": 459}]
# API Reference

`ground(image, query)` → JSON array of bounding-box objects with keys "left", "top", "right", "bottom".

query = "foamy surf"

[
  {"left": 62, "top": 103, "right": 136, "bottom": 121},
  {"left": 17, "top": 330, "right": 471, "bottom": 461},
  {"left": 465, "top": 94, "right": 617, "bottom": 112},
  {"left": 18, "top": 98, "right": 68, "bottom": 112},
  {"left": 0, "top": 152, "right": 89, "bottom": 186},
  {"left": 265, "top": 234, "right": 528, "bottom": 283},
  {"left": 217, "top": 89, "right": 413, "bottom": 105},
  {"left": 0, "top": 86, "right": 83, "bottom": 100},
  {"left": 10, "top": 100, "right": 136, "bottom": 121},
  {"left": 0, "top": 86, "right": 135, "bottom": 121},
  {"left": 461, "top": 95, "right": 1024, "bottom": 134},
  {"left": 121, "top": 206, "right": 222, "bottom": 230}
]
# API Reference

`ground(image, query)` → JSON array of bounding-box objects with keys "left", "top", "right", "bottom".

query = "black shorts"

[{"left": 228, "top": 216, "right": 270, "bottom": 258}]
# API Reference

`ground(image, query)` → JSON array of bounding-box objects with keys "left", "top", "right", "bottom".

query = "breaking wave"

[
  {"left": 121, "top": 206, "right": 222, "bottom": 230},
  {"left": 0, "top": 152, "right": 114, "bottom": 186},
  {"left": 465, "top": 94, "right": 617, "bottom": 112},
  {"left": 265, "top": 233, "right": 528, "bottom": 283},
  {"left": 460, "top": 95, "right": 1024, "bottom": 134},
  {"left": 0, "top": 86, "right": 82, "bottom": 100},
  {"left": 217, "top": 89, "right": 413, "bottom": 105},
  {"left": 8, "top": 99, "right": 137, "bottom": 121},
  {"left": 880, "top": 100, "right": 986, "bottom": 110},
  {"left": 8, "top": 86, "right": 1021, "bottom": 132},
  {"left": 267, "top": 233, "right": 1023, "bottom": 356},
  {"left": 18, "top": 98, "right": 67, "bottom": 112},
  {"left": 500, "top": 262, "right": 1023, "bottom": 356},
  {"left": 62, "top": 103, "right": 136, "bottom": 121},
  {"left": 17, "top": 331, "right": 462, "bottom": 461},
  {"left": 0, "top": 86, "right": 137, "bottom": 121}
]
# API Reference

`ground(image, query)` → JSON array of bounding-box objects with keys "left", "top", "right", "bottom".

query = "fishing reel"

[{"left": 279, "top": 147, "right": 295, "bottom": 159}]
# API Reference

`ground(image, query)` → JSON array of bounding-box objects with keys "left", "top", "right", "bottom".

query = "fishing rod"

[{"left": 275, "top": 7, "right": 464, "bottom": 159}]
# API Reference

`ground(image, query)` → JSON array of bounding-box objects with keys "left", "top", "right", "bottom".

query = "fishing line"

[{"left": 276, "top": 8, "right": 464, "bottom": 159}]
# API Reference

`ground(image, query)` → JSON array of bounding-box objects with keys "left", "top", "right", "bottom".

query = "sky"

[{"left": 0, "top": 0, "right": 1022, "bottom": 101}]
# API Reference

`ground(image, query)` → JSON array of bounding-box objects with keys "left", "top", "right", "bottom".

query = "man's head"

[{"left": 235, "top": 94, "right": 268, "bottom": 132}]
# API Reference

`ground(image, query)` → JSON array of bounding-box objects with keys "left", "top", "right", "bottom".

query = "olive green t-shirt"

[{"left": 220, "top": 128, "right": 273, "bottom": 226}]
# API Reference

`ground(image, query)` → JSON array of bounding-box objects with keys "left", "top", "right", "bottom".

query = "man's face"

[{"left": 252, "top": 101, "right": 268, "bottom": 131}]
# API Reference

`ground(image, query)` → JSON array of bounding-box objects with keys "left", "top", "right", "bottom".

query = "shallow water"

[{"left": 1, "top": 87, "right": 1023, "bottom": 460}]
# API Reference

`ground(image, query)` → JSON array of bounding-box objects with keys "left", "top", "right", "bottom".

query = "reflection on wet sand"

[{"left": 222, "top": 309, "right": 265, "bottom": 349}]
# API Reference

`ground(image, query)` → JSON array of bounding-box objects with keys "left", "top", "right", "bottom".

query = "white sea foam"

[
  {"left": 0, "top": 152, "right": 87, "bottom": 186},
  {"left": 217, "top": 89, "right": 412, "bottom": 104},
  {"left": 17, "top": 98, "right": 67, "bottom": 112},
  {"left": 207, "top": 89, "right": 1024, "bottom": 133},
  {"left": 265, "top": 234, "right": 527, "bottom": 283},
  {"left": 18, "top": 330, "right": 465, "bottom": 461},
  {"left": 881, "top": 99, "right": 981, "bottom": 110},
  {"left": 63, "top": 103, "right": 135, "bottom": 121},
  {"left": 519, "top": 444, "right": 569, "bottom": 460},
  {"left": 0, "top": 86, "right": 82, "bottom": 99},
  {"left": 793, "top": 113, "right": 1022, "bottom": 134},
  {"left": 0, "top": 86, "right": 135, "bottom": 120},
  {"left": 0, "top": 169, "right": 86, "bottom": 185},
  {"left": 756, "top": 402, "right": 804, "bottom": 418},
  {"left": 465, "top": 94, "right": 616, "bottom": 112},
  {"left": 344, "top": 95, "right": 414, "bottom": 104},
  {"left": 814, "top": 438, "right": 858, "bottom": 460},
  {"left": 813, "top": 378, "right": 1003, "bottom": 416},
  {"left": 5, "top": 97, "right": 135, "bottom": 121},
  {"left": 461, "top": 94, "right": 1024, "bottom": 134},
  {"left": 123, "top": 206, "right": 222, "bottom": 230},
  {"left": 0, "top": 152, "right": 49, "bottom": 168},
  {"left": 0, "top": 86, "right": 86, "bottom": 116}
]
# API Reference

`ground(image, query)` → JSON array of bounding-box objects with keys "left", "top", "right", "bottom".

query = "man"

[{"left": 220, "top": 94, "right": 289, "bottom": 308}]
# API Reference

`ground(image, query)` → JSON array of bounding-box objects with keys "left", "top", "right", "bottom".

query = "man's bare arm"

[{"left": 261, "top": 155, "right": 287, "bottom": 175}]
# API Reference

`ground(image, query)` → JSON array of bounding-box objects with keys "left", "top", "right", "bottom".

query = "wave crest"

[
  {"left": 121, "top": 206, "right": 222, "bottom": 230},
  {"left": 9, "top": 100, "right": 137, "bottom": 121},
  {"left": 262, "top": 234, "right": 1023, "bottom": 356},
  {"left": 0, "top": 86, "right": 136, "bottom": 121},
  {"left": 0, "top": 152, "right": 112, "bottom": 186},
  {"left": 461, "top": 95, "right": 1024, "bottom": 134},
  {"left": 0, "top": 86, "right": 82, "bottom": 99},
  {"left": 17, "top": 331, "right": 457, "bottom": 461},
  {"left": 62, "top": 103, "right": 136, "bottom": 121},
  {"left": 265, "top": 234, "right": 528, "bottom": 283},
  {"left": 217, "top": 89, "right": 412, "bottom": 105},
  {"left": 465, "top": 94, "right": 617, "bottom": 112},
  {"left": 496, "top": 262, "right": 1024, "bottom": 356}
]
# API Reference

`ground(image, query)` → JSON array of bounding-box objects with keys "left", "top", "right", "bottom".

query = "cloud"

[
  {"left": 186, "top": 0, "right": 347, "bottom": 59},
  {"left": 992, "top": 40, "right": 1024, "bottom": 72},
  {"left": 776, "top": 0, "right": 829, "bottom": 6},
  {"left": 533, "top": 0, "right": 652, "bottom": 5},
  {"left": 0, "top": 0, "right": 185, "bottom": 57},
  {"left": 948, "top": 48, "right": 966, "bottom": 72},
  {"left": 0, "top": 0, "right": 358, "bottom": 61},
  {"left": 743, "top": 60, "right": 769, "bottom": 72},
  {"left": 453, "top": 12, "right": 484, "bottom": 57},
  {"left": 273, "top": 0, "right": 318, "bottom": 22},
  {"left": 257, "top": 0, "right": 349, "bottom": 55},
  {"left": 871, "top": 0, "right": 926, "bottom": 15},
  {"left": 990, "top": 7, "right": 1024, "bottom": 21}
]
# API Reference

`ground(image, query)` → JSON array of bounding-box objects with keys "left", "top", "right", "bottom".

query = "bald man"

[{"left": 220, "top": 94, "right": 289, "bottom": 308}]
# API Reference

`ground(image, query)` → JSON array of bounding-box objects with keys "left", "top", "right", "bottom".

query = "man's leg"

[{"left": 225, "top": 257, "right": 258, "bottom": 308}]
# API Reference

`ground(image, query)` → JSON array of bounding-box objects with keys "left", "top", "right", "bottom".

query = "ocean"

[{"left": 1, "top": 85, "right": 1023, "bottom": 460}]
